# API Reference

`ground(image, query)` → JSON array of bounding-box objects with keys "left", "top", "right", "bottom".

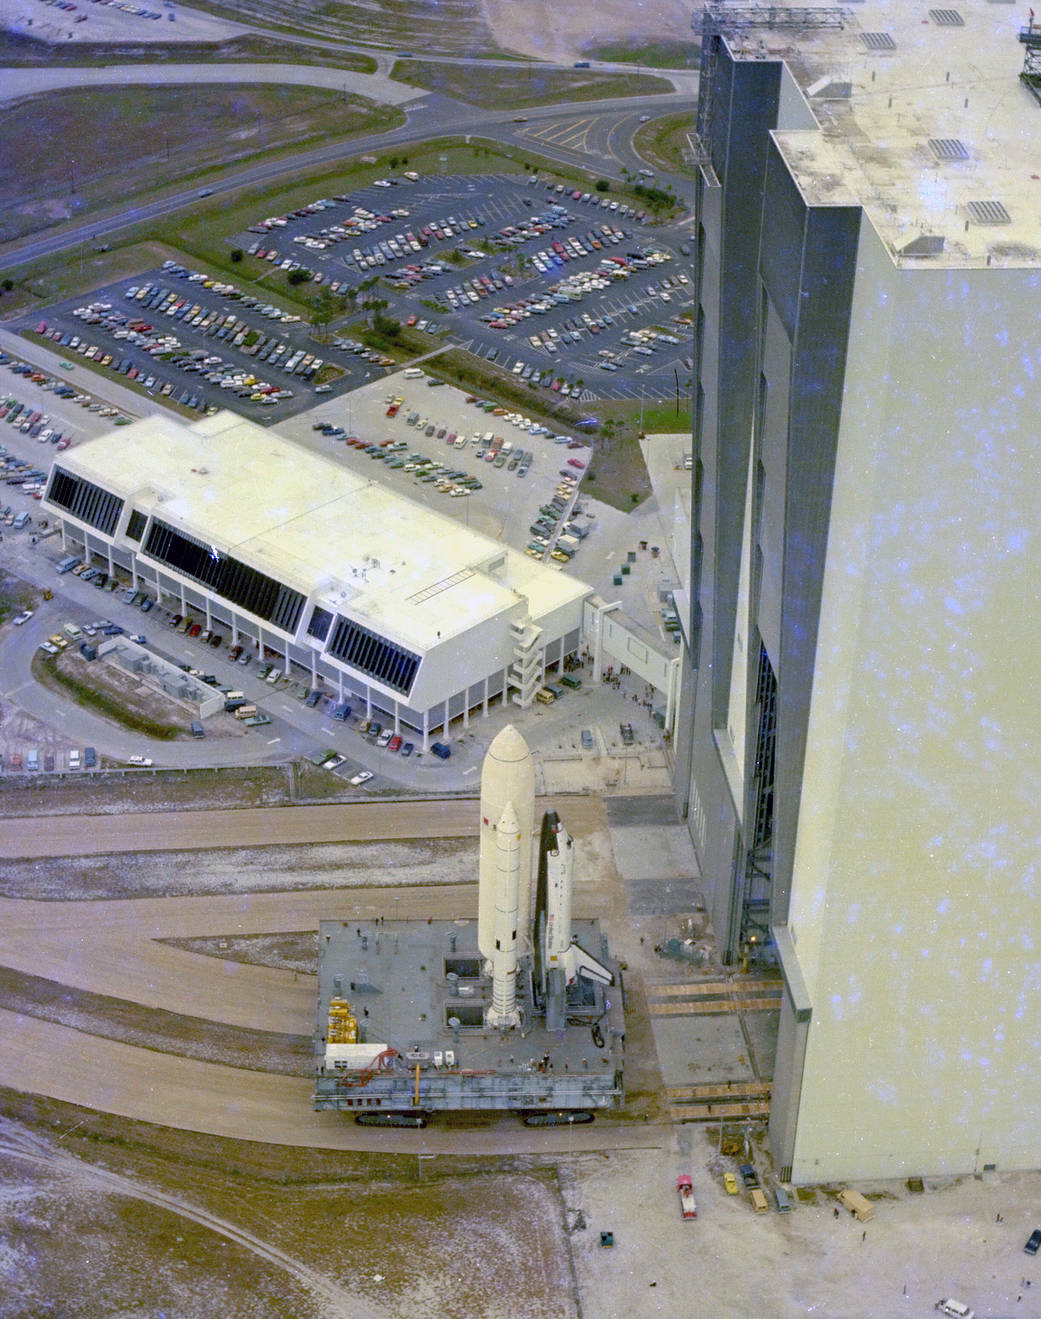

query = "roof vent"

[
  {"left": 900, "top": 235, "right": 946, "bottom": 257},
  {"left": 965, "top": 200, "right": 1011, "bottom": 225},
  {"left": 930, "top": 7, "right": 964, "bottom": 24},
  {"left": 806, "top": 76, "right": 852, "bottom": 99},
  {"left": 861, "top": 31, "right": 896, "bottom": 50},
  {"left": 929, "top": 137, "right": 969, "bottom": 161}
]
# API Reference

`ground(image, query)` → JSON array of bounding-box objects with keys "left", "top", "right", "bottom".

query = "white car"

[
  {"left": 12, "top": 610, "right": 33, "bottom": 626},
  {"left": 127, "top": 755, "right": 154, "bottom": 767},
  {"left": 349, "top": 770, "right": 373, "bottom": 786}
]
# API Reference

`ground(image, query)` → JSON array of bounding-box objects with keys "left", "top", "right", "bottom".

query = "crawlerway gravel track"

[{"left": 0, "top": 796, "right": 662, "bottom": 1157}]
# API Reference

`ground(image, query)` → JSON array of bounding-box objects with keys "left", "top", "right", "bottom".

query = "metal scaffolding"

[{"left": 1018, "top": 25, "right": 1041, "bottom": 106}]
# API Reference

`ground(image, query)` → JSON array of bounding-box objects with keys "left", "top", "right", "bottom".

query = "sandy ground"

[{"left": 481, "top": 0, "right": 695, "bottom": 64}]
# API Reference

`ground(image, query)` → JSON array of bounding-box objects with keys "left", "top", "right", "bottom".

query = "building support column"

[
  {"left": 665, "top": 655, "right": 681, "bottom": 739},
  {"left": 591, "top": 599, "right": 621, "bottom": 683}
]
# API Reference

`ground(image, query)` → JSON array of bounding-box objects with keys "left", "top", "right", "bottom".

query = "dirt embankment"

[{"left": 480, "top": 0, "right": 694, "bottom": 64}]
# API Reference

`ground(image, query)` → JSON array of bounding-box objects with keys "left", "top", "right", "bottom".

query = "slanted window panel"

[
  {"left": 143, "top": 519, "right": 304, "bottom": 633},
  {"left": 307, "top": 606, "right": 333, "bottom": 642},
  {"left": 47, "top": 467, "right": 123, "bottom": 536},
  {"left": 125, "top": 508, "right": 147, "bottom": 542},
  {"left": 327, "top": 615, "right": 420, "bottom": 694}
]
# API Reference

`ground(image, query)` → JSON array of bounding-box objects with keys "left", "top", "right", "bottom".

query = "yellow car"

[
  {"left": 48, "top": 634, "right": 69, "bottom": 650},
  {"left": 724, "top": 1172, "right": 739, "bottom": 1195}
]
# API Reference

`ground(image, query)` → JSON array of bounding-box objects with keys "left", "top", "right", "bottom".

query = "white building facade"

[
  {"left": 43, "top": 411, "right": 589, "bottom": 745},
  {"left": 681, "top": 1, "right": 1041, "bottom": 1181}
]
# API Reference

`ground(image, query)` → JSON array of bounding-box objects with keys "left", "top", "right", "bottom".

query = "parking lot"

[
  {"left": 275, "top": 369, "right": 597, "bottom": 567},
  {"left": 228, "top": 171, "right": 694, "bottom": 401},
  {"left": 14, "top": 173, "right": 693, "bottom": 425},
  {"left": 17, "top": 262, "right": 374, "bottom": 424}
]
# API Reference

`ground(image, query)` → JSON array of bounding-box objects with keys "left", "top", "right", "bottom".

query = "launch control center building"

[{"left": 40, "top": 409, "right": 590, "bottom": 744}]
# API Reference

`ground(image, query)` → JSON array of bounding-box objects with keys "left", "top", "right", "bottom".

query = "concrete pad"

[
  {"left": 605, "top": 793, "right": 679, "bottom": 827},
  {"left": 647, "top": 1011, "right": 753, "bottom": 1088},
  {"left": 624, "top": 876, "right": 702, "bottom": 917},
  {"left": 609, "top": 824, "right": 699, "bottom": 882}
]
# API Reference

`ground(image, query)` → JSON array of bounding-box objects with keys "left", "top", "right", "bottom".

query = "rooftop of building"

[
  {"left": 704, "top": 0, "right": 1041, "bottom": 267},
  {"left": 58, "top": 409, "right": 589, "bottom": 649}
]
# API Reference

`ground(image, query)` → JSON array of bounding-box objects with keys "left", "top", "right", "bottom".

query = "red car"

[
  {"left": 388, "top": 735, "right": 402, "bottom": 753},
  {"left": 677, "top": 1175, "right": 697, "bottom": 1220},
  {"left": 568, "top": 458, "right": 586, "bottom": 470}
]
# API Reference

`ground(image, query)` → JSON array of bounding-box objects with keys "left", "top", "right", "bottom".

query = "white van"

[
  {"left": 403, "top": 367, "right": 424, "bottom": 379},
  {"left": 935, "top": 1301, "right": 974, "bottom": 1319}
]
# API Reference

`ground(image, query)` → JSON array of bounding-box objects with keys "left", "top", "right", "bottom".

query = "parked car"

[
  {"left": 349, "top": 770, "right": 373, "bottom": 786},
  {"left": 387, "top": 734, "right": 402, "bottom": 752},
  {"left": 739, "top": 1164, "right": 760, "bottom": 1190},
  {"left": 677, "top": 1175, "right": 697, "bottom": 1220}
]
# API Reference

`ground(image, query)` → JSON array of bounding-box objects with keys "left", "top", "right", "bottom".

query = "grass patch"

[
  {"left": 634, "top": 400, "right": 693, "bottom": 433},
  {"left": 31, "top": 652, "right": 185, "bottom": 741},
  {"left": 582, "top": 40, "right": 699, "bottom": 68},
  {"left": 0, "top": 84, "right": 402, "bottom": 244},
  {"left": 390, "top": 60, "right": 674, "bottom": 107},
  {"left": 0, "top": 30, "right": 376, "bottom": 70},
  {"left": 0, "top": 583, "right": 37, "bottom": 626},
  {"left": 632, "top": 111, "right": 697, "bottom": 177}
]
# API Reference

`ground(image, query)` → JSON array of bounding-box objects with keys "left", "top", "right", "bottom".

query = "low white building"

[{"left": 42, "top": 410, "right": 590, "bottom": 744}]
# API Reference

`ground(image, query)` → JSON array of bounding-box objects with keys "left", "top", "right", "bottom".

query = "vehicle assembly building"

[
  {"left": 313, "top": 726, "right": 625, "bottom": 1125},
  {"left": 681, "top": 1, "right": 1041, "bottom": 1182},
  {"left": 40, "top": 409, "right": 590, "bottom": 745}
]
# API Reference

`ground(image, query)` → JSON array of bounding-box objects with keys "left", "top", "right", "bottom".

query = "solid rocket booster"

[
  {"left": 485, "top": 802, "right": 522, "bottom": 1029},
  {"left": 478, "top": 724, "right": 535, "bottom": 962}
]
